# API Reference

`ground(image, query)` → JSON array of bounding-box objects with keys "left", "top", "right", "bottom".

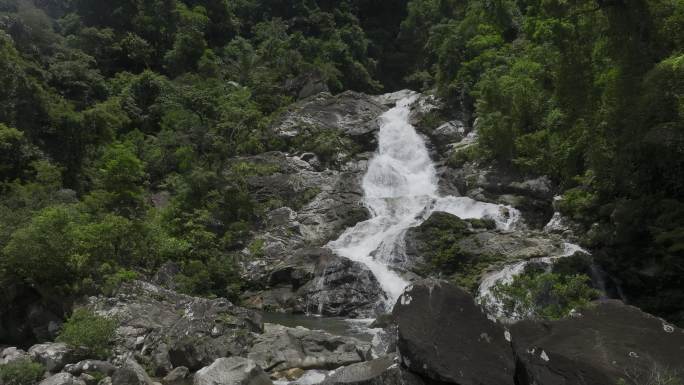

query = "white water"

[{"left": 328, "top": 92, "right": 519, "bottom": 310}]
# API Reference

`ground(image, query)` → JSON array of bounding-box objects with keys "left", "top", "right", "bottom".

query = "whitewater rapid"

[{"left": 328, "top": 92, "right": 519, "bottom": 309}]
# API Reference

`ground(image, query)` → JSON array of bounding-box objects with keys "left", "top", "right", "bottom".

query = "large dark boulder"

[
  {"left": 393, "top": 279, "right": 516, "bottom": 385},
  {"left": 512, "top": 300, "right": 684, "bottom": 385}
]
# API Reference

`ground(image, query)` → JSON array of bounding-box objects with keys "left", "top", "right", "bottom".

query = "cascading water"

[{"left": 327, "top": 92, "right": 519, "bottom": 310}]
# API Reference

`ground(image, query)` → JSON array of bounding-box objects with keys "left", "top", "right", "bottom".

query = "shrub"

[
  {"left": 491, "top": 270, "right": 600, "bottom": 320},
  {"left": 57, "top": 309, "right": 117, "bottom": 359},
  {"left": 0, "top": 359, "right": 45, "bottom": 385}
]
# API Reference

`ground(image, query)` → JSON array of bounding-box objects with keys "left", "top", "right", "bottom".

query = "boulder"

[
  {"left": 39, "top": 373, "right": 86, "bottom": 385},
  {"left": 87, "top": 281, "right": 262, "bottom": 373},
  {"left": 272, "top": 91, "right": 386, "bottom": 145},
  {"left": 432, "top": 120, "right": 465, "bottom": 144},
  {"left": 0, "top": 346, "right": 29, "bottom": 365},
  {"left": 29, "top": 342, "right": 75, "bottom": 372},
  {"left": 322, "top": 355, "right": 426, "bottom": 385},
  {"left": 193, "top": 357, "right": 272, "bottom": 385},
  {"left": 243, "top": 249, "right": 384, "bottom": 317},
  {"left": 162, "top": 366, "right": 189, "bottom": 385},
  {"left": 247, "top": 324, "right": 371, "bottom": 372},
  {"left": 64, "top": 360, "right": 116, "bottom": 377},
  {"left": 393, "top": 279, "right": 516, "bottom": 385},
  {"left": 111, "top": 358, "right": 154, "bottom": 385},
  {"left": 511, "top": 300, "right": 684, "bottom": 385},
  {"left": 302, "top": 254, "right": 385, "bottom": 317}
]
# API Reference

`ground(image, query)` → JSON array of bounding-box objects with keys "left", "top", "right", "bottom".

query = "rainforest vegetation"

[{"left": 0, "top": 0, "right": 682, "bottom": 327}]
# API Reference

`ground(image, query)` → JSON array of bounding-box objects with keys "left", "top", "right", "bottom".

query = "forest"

[{"left": 0, "top": 0, "right": 682, "bottom": 338}]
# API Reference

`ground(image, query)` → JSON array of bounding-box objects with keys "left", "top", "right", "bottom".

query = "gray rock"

[
  {"left": 38, "top": 373, "right": 86, "bottom": 385},
  {"left": 433, "top": 120, "right": 465, "bottom": 143},
  {"left": 247, "top": 324, "right": 371, "bottom": 372},
  {"left": 0, "top": 346, "right": 29, "bottom": 365},
  {"left": 64, "top": 360, "right": 116, "bottom": 376},
  {"left": 283, "top": 70, "right": 329, "bottom": 100},
  {"left": 79, "top": 373, "right": 98, "bottom": 385},
  {"left": 193, "top": 357, "right": 272, "bottom": 385},
  {"left": 302, "top": 253, "right": 385, "bottom": 317},
  {"left": 440, "top": 162, "right": 556, "bottom": 228},
  {"left": 162, "top": 366, "right": 189, "bottom": 385},
  {"left": 512, "top": 300, "right": 684, "bottom": 385},
  {"left": 87, "top": 281, "right": 262, "bottom": 373},
  {"left": 272, "top": 91, "right": 386, "bottom": 143},
  {"left": 29, "top": 342, "right": 75, "bottom": 372},
  {"left": 322, "top": 355, "right": 426, "bottom": 385},
  {"left": 393, "top": 279, "right": 516, "bottom": 385},
  {"left": 111, "top": 358, "right": 153, "bottom": 385}
]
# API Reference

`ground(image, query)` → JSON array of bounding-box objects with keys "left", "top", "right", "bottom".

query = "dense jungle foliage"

[{"left": 0, "top": 0, "right": 682, "bottom": 327}]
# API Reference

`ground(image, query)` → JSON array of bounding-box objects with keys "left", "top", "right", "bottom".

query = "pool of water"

[{"left": 260, "top": 312, "right": 377, "bottom": 342}]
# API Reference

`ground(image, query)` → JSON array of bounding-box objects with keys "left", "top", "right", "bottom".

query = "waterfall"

[{"left": 328, "top": 92, "right": 519, "bottom": 311}]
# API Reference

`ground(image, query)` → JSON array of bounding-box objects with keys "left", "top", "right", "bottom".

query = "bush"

[
  {"left": 57, "top": 309, "right": 117, "bottom": 359},
  {"left": 0, "top": 359, "right": 45, "bottom": 385},
  {"left": 491, "top": 270, "right": 600, "bottom": 320}
]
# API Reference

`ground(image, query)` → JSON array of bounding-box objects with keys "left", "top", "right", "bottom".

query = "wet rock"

[
  {"left": 111, "top": 358, "right": 154, "bottom": 385},
  {"left": 29, "top": 342, "right": 75, "bottom": 372},
  {"left": 162, "top": 366, "right": 189, "bottom": 385},
  {"left": 39, "top": 373, "right": 87, "bottom": 385},
  {"left": 86, "top": 281, "right": 262, "bottom": 373},
  {"left": 322, "top": 354, "right": 426, "bottom": 385},
  {"left": 247, "top": 324, "right": 371, "bottom": 372},
  {"left": 393, "top": 279, "right": 515, "bottom": 385},
  {"left": 64, "top": 360, "right": 116, "bottom": 377},
  {"left": 302, "top": 254, "right": 385, "bottom": 317},
  {"left": 193, "top": 357, "right": 272, "bottom": 385},
  {"left": 512, "top": 300, "right": 684, "bottom": 385},
  {"left": 440, "top": 163, "right": 556, "bottom": 228}
]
